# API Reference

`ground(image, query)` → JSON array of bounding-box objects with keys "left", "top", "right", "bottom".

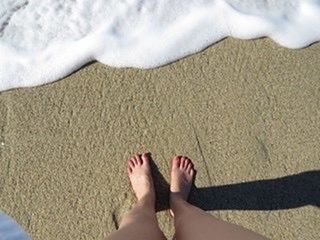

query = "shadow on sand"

[{"left": 149, "top": 159, "right": 320, "bottom": 212}]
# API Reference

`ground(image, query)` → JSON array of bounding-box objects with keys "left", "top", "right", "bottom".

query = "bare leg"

[
  {"left": 170, "top": 156, "right": 268, "bottom": 240},
  {"left": 107, "top": 153, "right": 166, "bottom": 240}
]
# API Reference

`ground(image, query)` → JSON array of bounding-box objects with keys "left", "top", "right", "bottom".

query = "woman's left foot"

[{"left": 127, "top": 153, "right": 155, "bottom": 205}]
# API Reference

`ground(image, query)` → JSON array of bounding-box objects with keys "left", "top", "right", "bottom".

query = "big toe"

[
  {"left": 172, "top": 156, "right": 182, "bottom": 169},
  {"left": 141, "top": 152, "right": 151, "bottom": 165}
]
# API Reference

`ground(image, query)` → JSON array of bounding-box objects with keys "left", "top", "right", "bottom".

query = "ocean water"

[
  {"left": 0, "top": 213, "right": 30, "bottom": 240},
  {"left": 0, "top": 0, "right": 319, "bottom": 91}
]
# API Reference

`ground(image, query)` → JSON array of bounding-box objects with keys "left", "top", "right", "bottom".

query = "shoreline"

[{"left": 0, "top": 38, "right": 319, "bottom": 239}]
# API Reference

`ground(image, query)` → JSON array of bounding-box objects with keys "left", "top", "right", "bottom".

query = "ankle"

[
  {"left": 137, "top": 193, "right": 156, "bottom": 209},
  {"left": 170, "top": 193, "right": 188, "bottom": 215}
]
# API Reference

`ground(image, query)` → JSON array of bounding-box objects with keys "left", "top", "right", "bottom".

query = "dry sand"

[{"left": 0, "top": 38, "right": 319, "bottom": 240}]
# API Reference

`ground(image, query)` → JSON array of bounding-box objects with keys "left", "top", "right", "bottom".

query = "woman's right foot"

[
  {"left": 127, "top": 153, "right": 155, "bottom": 206},
  {"left": 170, "top": 156, "right": 195, "bottom": 213}
]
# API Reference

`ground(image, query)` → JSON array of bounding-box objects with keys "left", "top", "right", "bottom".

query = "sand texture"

[{"left": 0, "top": 38, "right": 319, "bottom": 240}]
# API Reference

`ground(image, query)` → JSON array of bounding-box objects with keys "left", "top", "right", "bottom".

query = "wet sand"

[{"left": 0, "top": 38, "right": 319, "bottom": 239}]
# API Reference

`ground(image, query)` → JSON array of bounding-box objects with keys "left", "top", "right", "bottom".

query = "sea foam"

[{"left": 0, "top": 0, "right": 319, "bottom": 91}]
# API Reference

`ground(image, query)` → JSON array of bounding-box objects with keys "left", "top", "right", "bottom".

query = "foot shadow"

[
  {"left": 149, "top": 157, "right": 320, "bottom": 212},
  {"left": 189, "top": 170, "right": 320, "bottom": 211},
  {"left": 149, "top": 157, "right": 170, "bottom": 212}
]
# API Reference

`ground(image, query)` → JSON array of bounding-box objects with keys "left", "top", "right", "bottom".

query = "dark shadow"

[
  {"left": 189, "top": 170, "right": 320, "bottom": 211},
  {"left": 149, "top": 157, "right": 170, "bottom": 212},
  {"left": 149, "top": 160, "right": 320, "bottom": 212}
]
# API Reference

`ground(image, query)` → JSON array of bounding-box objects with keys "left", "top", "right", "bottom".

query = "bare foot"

[
  {"left": 170, "top": 156, "right": 195, "bottom": 212},
  {"left": 127, "top": 153, "right": 155, "bottom": 205}
]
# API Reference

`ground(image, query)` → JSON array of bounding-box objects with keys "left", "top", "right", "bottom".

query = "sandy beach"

[{"left": 0, "top": 38, "right": 319, "bottom": 239}]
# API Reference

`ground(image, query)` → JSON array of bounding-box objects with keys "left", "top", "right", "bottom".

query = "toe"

[
  {"left": 129, "top": 159, "right": 135, "bottom": 169},
  {"left": 184, "top": 158, "right": 190, "bottom": 169},
  {"left": 141, "top": 152, "right": 150, "bottom": 164},
  {"left": 133, "top": 154, "right": 140, "bottom": 165},
  {"left": 190, "top": 169, "right": 195, "bottom": 177},
  {"left": 180, "top": 157, "right": 186, "bottom": 169},
  {"left": 186, "top": 162, "right": 193, "bottom": 174},
  {"left": 184, "top": 157, "right": 190, "bottom": 169},
  {"left": 136, "top": 154, "right": 143, "bottom": 165},
  {"left": 172, "top": 156, "right": 181, "bottom": 169}
]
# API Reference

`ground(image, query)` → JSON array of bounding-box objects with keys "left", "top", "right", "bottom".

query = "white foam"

[{"left": 0, "top": 0, "right": 319, "bottom": 91}]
